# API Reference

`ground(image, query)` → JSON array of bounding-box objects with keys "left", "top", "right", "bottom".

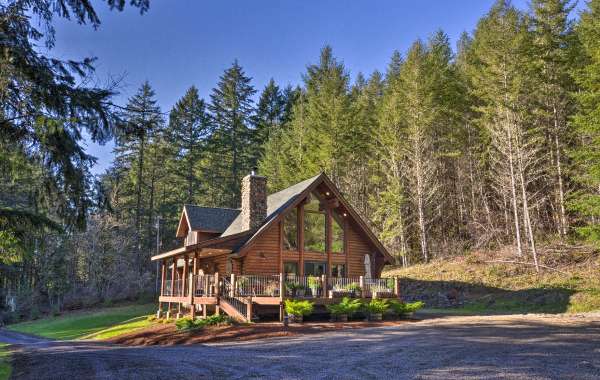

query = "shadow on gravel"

[
  {"left": 9, "top": 317, "right": 600, "bottom": 379},
  {"left": 400, "top": 278, "right": 576, "bottom": 314}
]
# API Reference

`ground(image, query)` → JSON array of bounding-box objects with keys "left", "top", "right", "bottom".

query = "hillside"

[{"left": 383, "top": 243, "right": 600, "bottom": 314}]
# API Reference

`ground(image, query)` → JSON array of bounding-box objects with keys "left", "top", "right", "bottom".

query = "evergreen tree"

[
  {"left": 570, "top": 0, "right": 600, "bottom": 245},
  {"left": 208, "top": 61, "right": 256, "bottom": 207},
  {"left": 114, "top": 82, "right": 163, "bottom": 251},
  {"left": 530, "top": 0, "right": 577, "bottom": 238},
  {"left": 167, "top": 86, "right": 211, "bottom": 204},
  {"left": 252, "top": 79, "right": 287, "bottom": 164}
]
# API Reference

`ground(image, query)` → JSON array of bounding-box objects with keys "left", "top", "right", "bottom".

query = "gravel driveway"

[{"left": 3, "top": 314, "right": 600, "bottom": 379}]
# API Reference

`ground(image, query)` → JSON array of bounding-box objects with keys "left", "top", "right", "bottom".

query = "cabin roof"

[
  {"left": 183, "top": 205, "right": 240, "bottom": 233},
  {"left": 221, "top": 174, "right": 320, "bottom": 237},
  {"left": 162, "top": 172, "right": 393, "bottom": 264}
]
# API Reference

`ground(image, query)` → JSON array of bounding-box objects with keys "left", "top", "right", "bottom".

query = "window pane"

[
  {"left": 304, "top": 262, "right": 326, "bottom": 276},
  {"left": 304, "top": 212, "right": 325, "bottom": 252},
  {"left": 284, "top": 262, "right": 298, "bottom": 275},
  {"left": 332, "top": 264, "right": 346, "bottom": 277},
  {"left": 332, "top": 213, "right": 344, "bottom": 253},
  {"left": 283, "top": 208, "right": 298, "bottom": 250}
]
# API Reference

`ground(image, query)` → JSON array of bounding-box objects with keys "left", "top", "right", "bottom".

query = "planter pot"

[
  {"left": 338, "top": 314, "right": 348, "bottom": 322},
  {"left": 370, "top": 313, "right": 383, "bottom": 321}
]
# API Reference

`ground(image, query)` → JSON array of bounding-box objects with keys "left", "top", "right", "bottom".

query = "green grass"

[
  {"left": 0, "top": 344, "right": 11, "bottom": 380},
  {"left": 384, "top": 248, "right": 600, "bottom": 315},
  {"left": 80, "top": 316, "right": 154, "bottom": 340},
  {"left": 7, "top": 303, "right": 156, "bottom": 340}
]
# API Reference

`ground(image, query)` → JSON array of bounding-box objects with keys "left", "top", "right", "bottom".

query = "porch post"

[
  {"left": 298, "top": 204, "right": 304, "bottom": 277},
  {"left": 394, "top": 277, "right": 401, "bottom": 300},
  {"left": 183, "top": 255, "right": 189, "bottom": 296},
  {"left": 230, "top": 273, "right": 236, "bottom": 297},
  {"left": 321, "top": 274, "right": 327, "bottom": 299},
  {"left": 279, "top": 272, "right": 285, "bottom": 322},
  {"left": 214, "top": 272, "right": 220, "bottom": 316},
  {"left": 326, "top": 206, "right": 332, "bottom": 279},
  {"left": 359, "top": 276, "right": 365, "bottom": 298},
  {"left": 189, "top": 273, "right": 195, "bottom": 319},
  {"left": 160, "top": 260, "right": 166, "bottom": 296}
]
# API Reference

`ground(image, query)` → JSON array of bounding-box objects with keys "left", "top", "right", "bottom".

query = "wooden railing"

[
  {"left": 236, "top": 275, "right": 281, "bottom": 297},
  {"left": 162, "top": 273, "right": 398, "bottom": 300},
  {"left": 363, "top": 278, "right": 394, "bottom": 298},
  {"left": 284, "top": 274, "right": 325, "bottom": 298},
  {"left": 328, "top": 276, "right": 361, "bottom": 291},
  {"left": 194, "top": 274, "right": 216, "bottom": 297},
  {"left": 163, "top": 279, "right": 184, "bottom": 297}
]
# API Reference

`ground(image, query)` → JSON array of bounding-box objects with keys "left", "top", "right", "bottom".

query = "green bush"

[
  {"left": 364, "top": 299, "right": 389, "bottom": 314},
  {"left": 389, "top": 300, "right": 425, "bottom": 315},
  {"left": 175, "top": 317, "right": 194, "bottom": 330},
  {"left": 175, "top": 314, "right": 232, "bottom": 331},
  {"left": 284, "top": 299, "right": 314, "bottom": 317},
  {"left": 345, "top": 283, "right": 362, "bottom": 293},
  {"left": 327, "top": 297, "right": 362, "bottom": 316}
]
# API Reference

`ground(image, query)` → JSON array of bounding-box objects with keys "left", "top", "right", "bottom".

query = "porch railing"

[
  {"left": 328, "top": 276, "right": 361, "bottom": 291},
  {"left": 284, "top": 274, "right": 325, "bottom": 298},
  {"left": 236, "top": 275, "right": 281, "bottom": 297},
  {"left": 163, "top": 279, "right": 184, "bottom": 297},
  {"left": 194, "top": 274, "right": 217, "bottom": 297},
  {"left": 363, "top": 278, "right": 394, "bottom": 297},
  {"left": 162, "top": 273, "right": 398, "bottom": 299}
]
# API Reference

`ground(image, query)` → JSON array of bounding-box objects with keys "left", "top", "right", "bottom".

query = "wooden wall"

[{"left": 241, "top": 218, "right": 378, "bottom": 277}]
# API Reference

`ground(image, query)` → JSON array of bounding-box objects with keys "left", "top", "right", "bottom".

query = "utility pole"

[{"left": 155, "top": 215, "right": 162, "bottom": 295}]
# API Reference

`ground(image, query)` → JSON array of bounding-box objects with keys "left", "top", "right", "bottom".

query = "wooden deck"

[{"left": 158, "top": 273, "right": 401, "bottom": 322}]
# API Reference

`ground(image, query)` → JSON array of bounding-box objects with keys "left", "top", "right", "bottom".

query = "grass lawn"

[
  {"left": 7, "top": 303, "right": 156, "bottom": 340},
  {"left": 0, "top": 344, "right": 11, "bottom": 380}
]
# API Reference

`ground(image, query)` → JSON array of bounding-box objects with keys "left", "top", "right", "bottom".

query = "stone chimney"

[{"left": 241, "top": 167, "right": 267, "bottom": 231}]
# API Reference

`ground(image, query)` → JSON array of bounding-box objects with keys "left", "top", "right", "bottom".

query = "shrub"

[
  {"left": 345, "top": 283, "right": 362, "bottom": 293},
  {"left": 327, "top": 297, "right": 362, "bottom": 317},
  {"left": 146, "top": 315, "right": 157, "bottom": 322},
  {"left": 284, "top": 299, "right": 314, "bottom": 317},
  {"left": 364, "top": 299, "right": 389, "bottom": 314},
  {"left": 389, "top": 300, "right": 425, "bottom": 316},
  {"left": 307, "top": 276, "right": 320, "bottom": 289},
  {"left": 175, "top": 314, "right": 232, "bottom": 331},
  {"left": 175, "top": 317, "right": 194, "bottom": 331}
]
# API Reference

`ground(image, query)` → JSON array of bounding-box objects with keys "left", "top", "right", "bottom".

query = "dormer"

[{"left": 175, "top": 205, "right": 240, "bottom": 246}]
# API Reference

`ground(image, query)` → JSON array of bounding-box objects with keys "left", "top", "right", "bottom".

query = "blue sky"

[{"left": 50, "top": 0, "right": 539, "bottom": 174}]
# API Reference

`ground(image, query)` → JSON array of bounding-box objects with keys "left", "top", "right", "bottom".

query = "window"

[
  {"left": 332, "top": 212, "right": 344, "bottom": 253},
  {"left": 283, "top": 208, "right": 298, "bottom": 250},
  {"left": 304, "top": 195, "right": 325, "bottom": 253},
  {"left": 284, "top": 262, "right": 298, "bottom": 275},
  {"left": 304, "top": 262, "right": 327, "bottom": 276},
  {"left": 331, "top": 264, "right": 346, "bottom": 278}
]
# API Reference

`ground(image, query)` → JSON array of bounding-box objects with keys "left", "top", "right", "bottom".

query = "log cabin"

[{"left": 151, "top": 170, "right": 397, "bottom": 322}]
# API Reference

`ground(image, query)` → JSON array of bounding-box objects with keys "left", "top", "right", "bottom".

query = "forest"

[{"left": 1, "top": 0, "right": 600, "bottom": 320}]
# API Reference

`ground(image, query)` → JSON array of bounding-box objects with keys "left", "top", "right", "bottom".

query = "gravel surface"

[{"left": 3, "top": 314, "right": 600, "bottom": 379}]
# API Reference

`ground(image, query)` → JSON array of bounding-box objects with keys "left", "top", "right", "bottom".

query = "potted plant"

[
  {"left": 284, "top": 299, "right": 314, "bottom": 323},
  {"left": 307, "top": 276, "right": 320, "bottom": 297},
  {"left": 327, "top": 297, "right": 362, "bottom": 322},
  {"left": 286, "top": 282, "right": 305, "bottom": 297},
  {"left": 345, "top": 283, "right": 362, "bottom": 298},
  {"left": 365, "top": 299, "right": 389, "bottom": 321}
]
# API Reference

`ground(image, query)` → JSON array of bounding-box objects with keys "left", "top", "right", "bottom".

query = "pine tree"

[
  {"left": 114, "top": 82, "right": 163, "bottom": 251},
  {"left": 530, "top": 0, "right": 577, "bottom": 238},
  {"left": 167, "top": 86, "right": 211, "bottom": 204},
  {"left": 252, "top": 79, "right": 286, "bottom": 164},
  {"left": 570, "top": 0, "right": 600, "bottom": 245},
  {"left": 208, "top": 61, "right": 257, "bottom": 207},
  {"left": 470, "top": 0, "right": 543, "bottom": 269}
]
